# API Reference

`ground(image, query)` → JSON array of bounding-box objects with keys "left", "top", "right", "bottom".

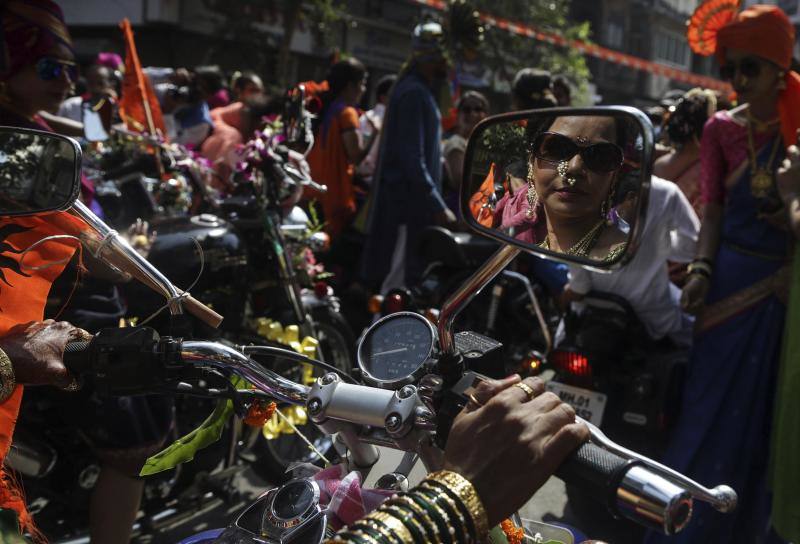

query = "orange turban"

[{"left": 715, "top": 5, "right": 800, "bottom": 147}]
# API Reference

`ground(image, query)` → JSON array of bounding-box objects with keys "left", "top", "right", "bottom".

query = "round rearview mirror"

[
  {"left": 460, "top": 106, "right": 653, "bottom": 269},
  {"left": 0, "top": 126, "right": 82, "bottom": 217}
]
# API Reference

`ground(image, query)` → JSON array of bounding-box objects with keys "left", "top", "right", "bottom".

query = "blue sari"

[{"left": 646, "top": 138, "right": 791, "bottom": 543}]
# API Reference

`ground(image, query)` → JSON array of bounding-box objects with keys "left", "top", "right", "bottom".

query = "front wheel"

[{"left": 249, "top": 305, "right": 355, "bottom": 483}]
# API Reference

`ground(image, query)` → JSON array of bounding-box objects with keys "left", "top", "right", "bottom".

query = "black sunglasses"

[
  {"left": 532, "top": 131, "right": 624, "bottom": 173},
  {"left": 35, "top": 57, "right": 78, "bottom": 82},
  {"left": 719, "top": 57, "right": 762, "bottom": 82}
]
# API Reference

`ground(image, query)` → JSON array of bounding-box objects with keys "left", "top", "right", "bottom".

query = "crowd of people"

[{"left": 1, "top": 0, "right": 800, "bottom": 543}]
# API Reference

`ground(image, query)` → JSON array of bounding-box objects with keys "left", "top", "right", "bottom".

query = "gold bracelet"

[
  {"left": 425, "top": 471, "right": 488, "bottom": 540},
  {"left": 0, "top": 349, "right": 16, "bottom": 403}
]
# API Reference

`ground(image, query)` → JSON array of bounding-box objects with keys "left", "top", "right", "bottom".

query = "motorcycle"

[
  {"left": 550, "top": 291, "right": 687, "bottom": 455},
  {"left": 372, "top": 226, "right": 558, "bottom": 378},
  {"left": 0, "top": 106, "right": 739, "bottom": 543}
]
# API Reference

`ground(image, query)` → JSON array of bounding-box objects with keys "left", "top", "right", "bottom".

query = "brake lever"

[{"left": 577, "top": 416, "right": 737, "bottom": 513}]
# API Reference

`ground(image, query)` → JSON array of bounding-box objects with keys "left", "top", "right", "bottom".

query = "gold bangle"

[
  {"left": 425, "top": 471, "right": 488, "bottom": 540},
  {"left": 340, "top": 528, "right": 383, "bottom": 544},
  {"left": 0, "top": 349, "right": 16, "bottom": 403},
  {"left": 350, "top": 519, "right": 400, "bottom": 544}
]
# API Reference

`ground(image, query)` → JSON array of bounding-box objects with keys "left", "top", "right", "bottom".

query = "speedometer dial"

[{"left": 357, "top": 312, "right": 436, "bottom": 388}]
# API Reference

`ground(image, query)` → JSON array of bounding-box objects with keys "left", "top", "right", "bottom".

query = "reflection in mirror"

[
  {"left": 0, "top": 129, "right": 79, "bottom": 216},
  {"left": 464, "top": 110, "right": 647, "bottom": 265}
]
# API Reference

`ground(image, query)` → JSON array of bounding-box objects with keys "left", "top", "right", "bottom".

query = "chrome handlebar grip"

[
  {"left": 578, "top": 417, "right": 738, "bottom": 514},
  {"left": 616, "top": 465, "right": 692, "bottom": 535},
  {"left": 180, "top": 341, "right": 309, "bottom": 405}
]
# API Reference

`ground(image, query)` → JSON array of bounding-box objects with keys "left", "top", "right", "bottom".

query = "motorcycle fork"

[{"left": 264, "top": 211, "right": 311, "bottom": 329}]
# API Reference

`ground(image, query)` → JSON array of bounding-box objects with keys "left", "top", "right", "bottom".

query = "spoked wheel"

[{"left": 249, "top": 306, "right": 355, "bottom": 483}]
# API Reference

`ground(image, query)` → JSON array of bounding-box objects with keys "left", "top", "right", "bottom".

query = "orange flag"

[
  {"left": 468, "top": 162, "right": 497, "bottom": 228},
  {"left": 118, "top": 18, "right": 167, "bottom": 138},
  {"left": 0, "top": 211, "right": 85, "bottom": 533}
]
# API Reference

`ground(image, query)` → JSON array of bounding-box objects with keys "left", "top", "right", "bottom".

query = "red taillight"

[
  {"left": 552, "top": 351, "right": 592, "bottom": 379},
  {"left": 314, "top": 281, "right": 330, "bottom": 299},
  {"left": 384, "top": 293, "right": 405, "bottom": 314}
]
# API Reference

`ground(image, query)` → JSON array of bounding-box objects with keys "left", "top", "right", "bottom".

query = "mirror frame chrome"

[
  {"left": 459, "top": 106, "right": 654, "bottom": 271},
  {"left": 0, "top": 126, "right": 83, "bottom": 217}
]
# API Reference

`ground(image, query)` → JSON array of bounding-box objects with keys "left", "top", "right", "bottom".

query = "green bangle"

[
  {"left": 336, "top": 530, "right": 375, "bottom": 544},
  {"left": 345, "top": 524, "right": 387, "bottom": 544},
  {"left": 379, "top": 504, "right": 428, "bottom": 543},
  {"left": 419, "top": 482, "right": 468, "bottom": 543},
  {"left": 421, "top": 479, "right": 476, "bottom": 539},
  {"left": 412, "top": 488, "right": 455, "bottom": 544},
  {"left": 351, "top": 519, "right": 400, "bottom": 544},
  {"left": 404, "top": 492, "right": 448, "bottom": 544},
  {"left": 386, "top": 496, "right": 439, "bottom": 542}
]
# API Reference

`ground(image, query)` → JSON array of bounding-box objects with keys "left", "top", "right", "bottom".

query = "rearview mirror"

[
  {"left": 461, "top": 107, "right": 653, "bottom": 268},
  {"left": 0, "top": 126, "right": 82, "bottom": 216}
]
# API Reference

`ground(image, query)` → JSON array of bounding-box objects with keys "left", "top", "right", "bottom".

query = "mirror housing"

[
  {"left": 0, "top": 126, "right": 82, "bottom": 217},
  {"left": 460, "top": 106, "right": 654, "bottom": 269}
]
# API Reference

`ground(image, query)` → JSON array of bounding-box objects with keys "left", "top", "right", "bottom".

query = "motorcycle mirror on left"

[{"left": 0, "top": 126, "right": 82, "bottom": 216}]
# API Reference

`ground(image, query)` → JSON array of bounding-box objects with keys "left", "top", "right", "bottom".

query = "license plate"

[{"left": 545, "top": 381, "right": 607, "bottom": 427}]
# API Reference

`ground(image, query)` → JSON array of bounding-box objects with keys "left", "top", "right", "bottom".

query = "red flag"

[{"left": 118, "top": 18, "right": 167, "bottom": 138}]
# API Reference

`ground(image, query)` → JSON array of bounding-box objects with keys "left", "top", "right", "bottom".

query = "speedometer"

[{"left": 357, "top": 312, "right": 437, "bottom": 388}]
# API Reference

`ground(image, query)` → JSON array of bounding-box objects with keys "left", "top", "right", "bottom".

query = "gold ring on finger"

[
  {"left": 467, "top": 393, "right": 484, "bottom": 407},
  {"left": 514, "top": 382, "right": 536, "bottom": 401}
]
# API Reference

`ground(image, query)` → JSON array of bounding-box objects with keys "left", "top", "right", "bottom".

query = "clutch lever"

[{"left": 577, "top": 416, "right": 737, "bottom": 513}]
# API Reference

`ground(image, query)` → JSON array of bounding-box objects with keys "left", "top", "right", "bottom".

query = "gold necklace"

[
  {"left": 745, "top": 111, "right": 782, "bottom": 199},
  {"left": 745, "top": 109, "right": 780, "bottom": 133},
  {"left": 540, "top": 220, "right": 605, "bottom": 257}
]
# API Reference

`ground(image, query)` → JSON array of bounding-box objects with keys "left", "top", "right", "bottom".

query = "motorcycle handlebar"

[
  {"left": 61, "top": 334, "right": 698, "bottom": 535},
  {"left": 557, "top": 442, "right": 691, "bottom": 535}
]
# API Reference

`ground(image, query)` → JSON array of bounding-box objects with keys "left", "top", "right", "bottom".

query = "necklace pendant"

[{"left": 751, "top": 169, "right": 774, "bottom": 199}]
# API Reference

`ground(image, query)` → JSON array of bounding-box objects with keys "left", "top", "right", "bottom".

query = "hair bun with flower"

[{"left": 686, "top": 0, "right": 741, "bottom": 56}]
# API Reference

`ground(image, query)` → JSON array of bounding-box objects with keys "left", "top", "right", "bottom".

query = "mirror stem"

[
  {"left": 437, "top": 245, "right": 520, "bottom": 355},
  {"left": 71, "top": 200, "right": 184, "bottom": 315}
]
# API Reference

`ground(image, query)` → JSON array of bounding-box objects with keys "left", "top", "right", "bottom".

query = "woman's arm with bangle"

[
  {"left": 325, "top": 471, "right": 488, "bottom": 544},
  {"left": 680, "top": 203, "right": 723, "bottom": 312}
]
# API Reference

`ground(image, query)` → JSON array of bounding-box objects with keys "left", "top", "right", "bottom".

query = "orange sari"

[
  {"left": 0, "top": 212, "right": 84, "bottom": 533},
  {"left": 305, "top": 106, "right": 360, "bottom": 237}
]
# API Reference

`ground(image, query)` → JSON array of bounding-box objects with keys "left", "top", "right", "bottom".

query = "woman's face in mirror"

[{"left": 531, "top": 116, "right": 620, "bottom": 222}]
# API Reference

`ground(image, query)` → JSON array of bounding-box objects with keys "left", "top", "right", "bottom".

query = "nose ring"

[{"left": 557, "top": 161, "right": 576, "bottom": 186}]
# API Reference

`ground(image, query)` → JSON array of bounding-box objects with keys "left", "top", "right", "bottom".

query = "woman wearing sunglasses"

[
  {"left": 648, "top": 5, "right": 800, "bottom": 544},
  {"left": 521, "top": 115, "right": 629, "bottom": 261}
]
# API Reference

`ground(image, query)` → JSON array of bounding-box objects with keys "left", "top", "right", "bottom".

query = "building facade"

[{"left": 570, "top": 0, "right": 722, "bottom": 106}]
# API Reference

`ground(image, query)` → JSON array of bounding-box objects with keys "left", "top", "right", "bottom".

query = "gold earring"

[{"left": 526, "top": 161, "right": 538, "bottom": 219}]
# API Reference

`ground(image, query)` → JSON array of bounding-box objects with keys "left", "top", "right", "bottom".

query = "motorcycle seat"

[{"left": 418, "top": 226, "right": 499, "bottom": 268}]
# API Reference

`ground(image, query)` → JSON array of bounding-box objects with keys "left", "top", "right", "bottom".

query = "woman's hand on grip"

[{"left": 442, "top": 375, "right": 589, "bottom": 526}]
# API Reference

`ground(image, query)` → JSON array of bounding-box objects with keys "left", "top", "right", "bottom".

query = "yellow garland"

[{"left": 254, "top": 318, "right": 321, "bottom": 439}]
